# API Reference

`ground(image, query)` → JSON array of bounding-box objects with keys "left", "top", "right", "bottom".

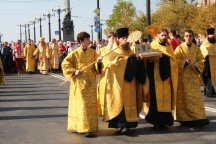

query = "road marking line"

[
  {"left": 51, "top": 73, "right": 66, "bottom": 81},
  {"left": 205, "top": 106, "right": 216, "bottom": 110},
  {"left": 205, "top": 106, "right": 216, "bottom": 113},
  {"left": 51, "top": 74, "right": 216, "bottom": 114}
]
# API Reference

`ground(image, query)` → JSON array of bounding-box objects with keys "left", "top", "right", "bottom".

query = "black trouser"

[{"left": 4, "top": 57, "right": 12, "bottom": 73}]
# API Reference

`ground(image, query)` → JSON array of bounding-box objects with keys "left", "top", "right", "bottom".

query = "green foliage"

[
  {"left": 105, "top": 0, "right": 136, "bottom": 31},
  {"left": 152, "top": 1, "right": 216, "bottom": 35},
  {"left": 104, "top": 0, "right": 146, "bottom": 37},
  {"left": 105, "top": 0, "right": 216, "bottom": 37}
]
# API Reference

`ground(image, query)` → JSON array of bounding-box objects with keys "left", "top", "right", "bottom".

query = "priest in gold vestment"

[
  {"left": 97, "top": 28, "right": 147, "bottom": 135},
  {"left": 34, "top": 37, "right": 50, "bottom": 75},
  {"left": 145, "top": 28, "right": 178, "bottom": 131},
  {"left": 174, "top": 30, "right": 209, "bottom": 128},
  {"left": 200, "top": 28, "right": 216, "bottom": 97},
  {"left": 49, "top": 38, "right": 60, "bottom": 73},
  {"left": 62, "top": 32, "right": 100, "bottom": 137},
  {"left": 96, "top": 32, "right": 117, "bottom": 116},
  {"left": 24, "top": 39, "right": 35, "bottom": 74}
]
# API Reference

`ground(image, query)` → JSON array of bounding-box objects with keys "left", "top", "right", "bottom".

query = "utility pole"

[
  {"left": 27, "top": 23, "right": 30, "bottom": 39},
  {"left": 52, "top": 4, "right": 66, "bottom": 40},
  {"left": 97, "top": 0, "right": 100, "bottom": 40},
  {"left": 30, "top": 19, "right": 37, "bottom": 43},
  {"left": 146, "top": 0, "right": 151, "bottom": 40},
  {"left": 88, "top": 23, "right": 94, "bottom": 41},
  {"left": 17, "top": 24, "right": 22, "bottom": 41},
  {"left": 0, "top": 33, "right": 3, "bottom": 43},
  {"left": 43, "top": 10, "right": 55, "bottom": 42},
  {"left": 35, "top": 15, "right": 46, "bottom": 38}
]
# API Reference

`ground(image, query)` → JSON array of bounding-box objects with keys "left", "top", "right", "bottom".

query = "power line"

[{"left": 0, "top": 0, "right": 60, "bottom": 3}]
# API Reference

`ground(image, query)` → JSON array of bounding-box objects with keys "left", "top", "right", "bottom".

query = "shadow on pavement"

[{"left": 0, "top": 114, "right": 67, "bottom": 120}]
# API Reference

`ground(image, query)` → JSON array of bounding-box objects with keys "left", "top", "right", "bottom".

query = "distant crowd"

[{"left": 0, "top": 38, "right": 112, "bottom": 75}]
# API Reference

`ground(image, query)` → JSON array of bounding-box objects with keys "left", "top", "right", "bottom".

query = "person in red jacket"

[
  {"left": 58, "top": 41, "right": 66, "bottom": 71},
  {"left": 169, "top": 29, "right": 182, "bottom": 51}
]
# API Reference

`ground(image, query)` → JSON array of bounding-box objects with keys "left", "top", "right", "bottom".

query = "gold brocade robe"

[
  {"left": 96, "top": 46, "right": 112, "bottom": 116},
  {"left": 145, "top": 39, "right": 178, "bottom": 113},
  {"left": 24, "top": 44, "right": 35, "bottom": 72},
  {"left": 49, "top": 43, "right": 60, "bottom": 69},
  {"left": 200, "top": 38, "right": 216, "bottom": 85},
  {"left": 174, "top": 43, "right": 206, "bottom": 121},
  {"left": 34, "top": 44, "right": 50, "bottom": 71},
  {"left": 61, "top": 47, "right": 98, "bottom": 133},
  {"left": 0, "top": 57, "right": 5, "bottom": 85},
  {"left": 100, "top": 42, "right": 148, "bottom": 122}
]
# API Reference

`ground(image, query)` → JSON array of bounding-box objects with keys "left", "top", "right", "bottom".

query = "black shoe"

[
  {"left": 83, "top": 132, "right": 93, "bottom": 137},
  {"left": 179, "top": 122, "right": 187, "bottom": 127},
  {"left": 121, "top": 127, "right": 130, "bottom": 135},
  {"left": 153, "top": 124, "right": 168, "bottom": 131},
  {"left": 153, "top": 124, "right": 160, "bottom": 131},
  {"left": 196, "top": 119, "right": 210, "bottom": 128},
  {"left": 159, "top": 124, "right": 168, "bottom": 129}
]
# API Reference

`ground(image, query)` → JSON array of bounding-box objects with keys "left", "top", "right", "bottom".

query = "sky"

[{"left": 0, "top": 0, "right": 160, "bottom": 43}]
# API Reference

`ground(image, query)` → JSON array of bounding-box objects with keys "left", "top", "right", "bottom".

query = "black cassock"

[
  {"left": 108, "top": 54, "right": 146, "bottom": 129},
  {"left": 145, "top": 54, "right": 174, "bottom": 126},
  {"left": 202, "top": 55, "right": 216, "bottom": 97}
]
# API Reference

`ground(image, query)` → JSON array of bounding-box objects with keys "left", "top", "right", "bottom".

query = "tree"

[
  {"left": 151, "top": 0, "right": 199, "bottom": 35},
  {"left": 104, "top": 0, "right": 137, "bottom": 34},
  {"left": 192, "top": 3, "right": 216, "bottom": 35},
  {"left": 133, "top": 11, "right": 147, "bottom": 37}
]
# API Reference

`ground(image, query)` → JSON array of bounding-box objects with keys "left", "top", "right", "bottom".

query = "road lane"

[{"left": 0, "top": 73, "right": 216, "bottom": 144}]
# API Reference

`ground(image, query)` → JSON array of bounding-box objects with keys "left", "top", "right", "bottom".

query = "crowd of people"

[
  {"left": 0, "top": 37, "right": 109, "bottom": 78},
  {"left": 60, "top": 27, "right": 214, "bottom": 137},
  {"left": 0, "top": 27, "right": 214, "bottom": 138}
]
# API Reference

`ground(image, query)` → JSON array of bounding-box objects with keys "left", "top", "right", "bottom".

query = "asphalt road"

[{"left": 0, "top": 73, "right": 216, "bottom": 144}]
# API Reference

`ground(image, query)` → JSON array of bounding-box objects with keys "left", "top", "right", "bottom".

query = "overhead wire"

[{"left": 0, "top": 0, "right": 60, "bottom": 3}]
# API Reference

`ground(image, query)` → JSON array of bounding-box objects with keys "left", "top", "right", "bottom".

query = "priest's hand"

[
  {"left": 186, "top": 59, "right": 192, "bottom": 65},
  {"left": 136, "top": 53, "right": 142, "bottom": 60},
  {"left": 97, "top": 56, "right": 103, "bottom": 63},
  {"left": 157, "top": 52, "right": 163, "bottom": 58},
  {"left": 75, "top": 70, "right": 83, "bottom": 76}
]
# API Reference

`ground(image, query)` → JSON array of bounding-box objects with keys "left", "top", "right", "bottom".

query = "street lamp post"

[
  {"left": 43, "top": 10, "right": 55, "bottom": 42},
  {"left": 0, "top": 33, "right": 3, "bottom": 43},
  {"left": 52, "top": 4, "right": 66, "bottom": 41},
  {"left": 146, "top": 0, "right": 151, "bottom": 39},
  {"left": 97, "top": 0, "right": 100, "bottom": 40},
  {"left": 88, "top": 23, "right": 93, "bottom": 41},
  {"left": 100, "top": 22, "right": 105, "bottom": 40},
  {"left": 27, "top": 23, "right": 31, "bottom": 39},
  {"left": 17, "top": 24, "right": 22, "bottom": 41},
  {"left": 21, "top": 24, "right": 27, "bottom": 42},
  {"left": 30, "top": 19, "right": 37, "bottom": 42},
  {"left": 35, "top": 14, "right": 46, "bottom": 38}
]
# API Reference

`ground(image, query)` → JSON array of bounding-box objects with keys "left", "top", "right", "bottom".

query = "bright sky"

[{"left": 0, "top": 0, "right": 159, "bottom": 43}]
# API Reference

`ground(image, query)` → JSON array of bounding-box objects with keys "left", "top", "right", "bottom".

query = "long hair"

[{"left": 158, "top": 28, "right": 169, "bottom": 35}]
